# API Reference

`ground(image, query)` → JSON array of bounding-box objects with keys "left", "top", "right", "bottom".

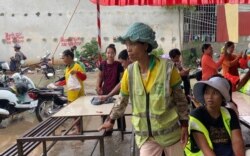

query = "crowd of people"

[
  {"left": 96, "top": 22, "right": 248, "bottom": 156},
  {"left": 7, "top": 22, "right": 249, "bottom": 155}
]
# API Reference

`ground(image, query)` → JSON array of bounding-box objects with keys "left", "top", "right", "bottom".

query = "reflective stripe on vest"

[
  {"left": 128, "top": 58, "right": 181, "bottom": 147},
  {"left": 135, "top": 121, "right": 180, "bottom": 136},
  {"left": 185, "top": 107, "right": 231, "bottom": 156}
]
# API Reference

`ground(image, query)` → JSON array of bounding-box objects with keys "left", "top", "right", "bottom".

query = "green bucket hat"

[{"left": 116, "top": 22, "right": 158, "bottom": 49}]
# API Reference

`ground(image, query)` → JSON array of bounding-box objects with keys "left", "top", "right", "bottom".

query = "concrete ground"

[
  {"left": 0, "top": 71, "right": 136, "bottom": 156},
  {"left": 0, "top": 70, "right": 250, "bottom": 155}
]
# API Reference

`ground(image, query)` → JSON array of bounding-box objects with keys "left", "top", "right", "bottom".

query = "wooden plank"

[
  {"left": 232, "top": 91, "right": 250, "bottom": 116},
  {"left": 53, "top": 96, "right": 115, "bottom": 117}
]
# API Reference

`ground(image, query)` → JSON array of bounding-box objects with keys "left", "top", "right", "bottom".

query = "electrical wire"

[{"left": 52, "top": 0, "right": 81, "bottom": 58}]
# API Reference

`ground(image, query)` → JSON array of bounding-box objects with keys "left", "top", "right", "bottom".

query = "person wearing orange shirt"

[
  {"left": 221, "top": 41, "right": 243, "bottom": 91},
  {"left": 201, "top": 43, "right": 224, "bottom": 80}
]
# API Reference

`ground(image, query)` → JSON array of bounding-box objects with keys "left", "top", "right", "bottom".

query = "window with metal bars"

[{"left": 183, "top": 5, "right": 217, "bottom": 43}]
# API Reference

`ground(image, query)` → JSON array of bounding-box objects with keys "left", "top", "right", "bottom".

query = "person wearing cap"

[
  {"left": 98, "top": 22, "right": 189, "bottom": 156},
  {"left": 13, "top": 44, "right": 27, "bottom": 71},
  {"left": 185, "top": 77, "right": 245, "bottom": 156}
]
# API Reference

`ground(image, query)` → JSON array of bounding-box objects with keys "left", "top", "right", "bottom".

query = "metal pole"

[
  {"left": 96, "top": 0, "right": 102, "bottom": 66},
  {"left": 97, "top": 0, "right": 101, "bottom": 50}
]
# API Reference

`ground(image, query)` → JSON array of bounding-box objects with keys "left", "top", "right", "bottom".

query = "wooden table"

[
  {"left": 233, "top": 91, "right": 250, "bottom": 116},
  {"left": 233, "top": 91, "right": 250, "bottom": 147},
  {"left": 14, "top": 96, "right": 117, "bottom": 156},
  {"left": 53, "top": 96, "right": 115, "bottom": 117}
]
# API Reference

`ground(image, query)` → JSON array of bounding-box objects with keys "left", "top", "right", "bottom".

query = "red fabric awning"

[{"left": 90, "top": 0, "right": 250, "bottom": 6}]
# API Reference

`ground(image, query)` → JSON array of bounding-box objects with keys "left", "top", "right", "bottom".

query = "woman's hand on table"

[
  {"left": 99, "top": 95, "right": 109, "bottom": 102},
  {"left": 98, "top": 117, "right": 114, "bottom": 132}
]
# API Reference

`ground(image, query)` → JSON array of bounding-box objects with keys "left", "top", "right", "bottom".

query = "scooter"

[
  {"left": 80, "top": 58, "right": 97, "bottom": 72},
  {"left": 189, "top": 58, "right": 202, "bottom": 81},
  {"left": 28, "top": 83, "right": 67, "bottom": 122},
  {"left": 0, "top": 63, "right": 39, "bottom": 126},
  {"left": 39, "top": 52, "right": 55, "bottom": 79}
]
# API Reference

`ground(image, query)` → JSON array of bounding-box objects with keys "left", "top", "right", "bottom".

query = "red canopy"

[{"left": 91, "top": 0, "right": 250, "bottom": 5}]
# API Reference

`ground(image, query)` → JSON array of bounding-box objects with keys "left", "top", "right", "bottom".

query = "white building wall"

[{"left": 0, "top": 0, "right": 183, "bottom": 64}]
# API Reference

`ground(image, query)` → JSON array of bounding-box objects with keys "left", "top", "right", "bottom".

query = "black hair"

[
  {"left": 224, "top": 41, "right": 234, "bottom": 50},
  {"left": 147, "top": 44, "right": 153, "bottom": 53},
  {"left": 169, "top": 48, "right": 181, "bottom": 58},
  {"left": 62, "top": 49, "right": 74, "bottom": 59},
  {"left": 137, "top": 41, "right": 153, "bottom": 53},
  {"left": 70, "top": 46, "right": 77, "bottom": 52},
  {"left": 201, "top": 43, "right": 211, "bottom": 53},
  {"left": 224, "top": 41, "right": 235, "bottom": 56},
  {"left": 118, "top": 49, "right": 128, "bottom": 60},
  {"left": 105, "top": 44, "right": 116, "bottom": 54}
]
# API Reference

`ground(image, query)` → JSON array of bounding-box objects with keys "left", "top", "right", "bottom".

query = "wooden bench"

[{"left": 0, "top": 116, "right": 106, "bottom": 156}]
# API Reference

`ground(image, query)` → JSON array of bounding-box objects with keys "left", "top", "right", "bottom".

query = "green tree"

[{"left": 79, "top": 40, "right": 99, "bottom": 61}]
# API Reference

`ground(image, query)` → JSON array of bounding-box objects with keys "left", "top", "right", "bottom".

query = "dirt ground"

[
  {"left": 0, "top": 71, "right": 133, "bottom": 156},
  {"left": 0, "top": 70, "right": 250, "bottom": 155}
]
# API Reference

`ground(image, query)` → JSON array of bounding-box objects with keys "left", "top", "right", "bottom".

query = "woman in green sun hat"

[{"left": 99, "top": 22, "right": 189, "bottom": 156}]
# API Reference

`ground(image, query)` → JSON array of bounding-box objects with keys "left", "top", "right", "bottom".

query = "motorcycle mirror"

[{"left": 47, "top": 73, "right": 54, "bottom": 77}]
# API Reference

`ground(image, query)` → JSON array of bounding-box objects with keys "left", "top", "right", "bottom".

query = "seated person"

[
  {"left": 169, "top": 48, "right": 191, "bottom": 102},
  {"left": 185, "top": 76, "right": 245, "bottom": 156}
]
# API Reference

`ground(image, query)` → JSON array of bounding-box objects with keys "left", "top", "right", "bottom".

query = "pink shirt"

[{"left": 201, "top": 53, "right": 224, "bottom": 80}]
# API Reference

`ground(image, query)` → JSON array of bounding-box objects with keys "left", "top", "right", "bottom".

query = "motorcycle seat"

[
  {"left": 39, "top": 91, "right": 62, "bottom": 95},
  {"left": 54, "top": 96, "right": 68, "bottom": 105},
  {"left": 0, "top": 87, "right": 16, "bottom": 93},
  {"left": 36, "top": 87, "right": 64, "bottom": 94}
]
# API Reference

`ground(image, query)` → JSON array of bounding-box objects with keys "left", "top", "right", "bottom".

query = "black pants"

[{"left": 181, "top": 75, "right": 191, "bottom": 102}]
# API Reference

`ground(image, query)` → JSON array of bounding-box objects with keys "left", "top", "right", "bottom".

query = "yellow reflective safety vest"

[
  {"left": 185, "top": 107, "right": 231, "bottom": 156},
  {"left": 128, "top": 58, "right": 181, "bottom": 148},
  {"left": 239, "top": 79, "right": 250, "bottom": 95}
]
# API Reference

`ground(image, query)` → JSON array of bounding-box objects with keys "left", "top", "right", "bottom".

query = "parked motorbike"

[
  {"left": 40, "top": 52, "right": 55, "bottom": 79},
  {"left": 0, "top": 63, "right": 39, "bottom": 125},
  {"left": 80, "top": 58, "right": 97, "bottom": 72},
  {"left": 0, "top": 61, "right": 10, "bottom": 87},
  {"left": 189, "top": 58, "right": 202, "bottom": 81},
  {"left": 28, "top": 83, "right": 67, "bottom": 122}
]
